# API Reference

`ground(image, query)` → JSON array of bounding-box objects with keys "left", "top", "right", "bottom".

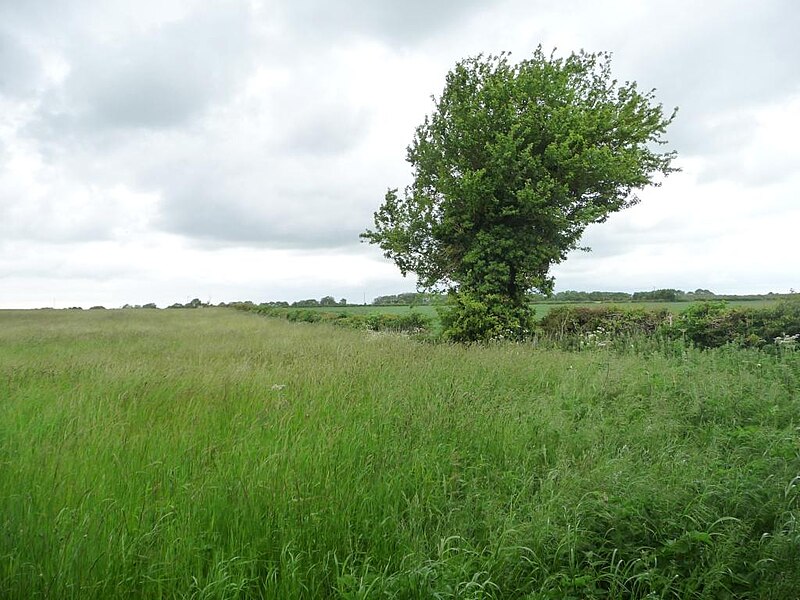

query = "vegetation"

[
  {"left": 1, "top": 308, "right": 798, "bottom": 599},
  {"left": 372, "top": 293, "right": 439, "bottom": 306},
  {"left": 232, "top": 297, "right": 799, "bottom": 351},
  {"left": 233, "top": 304, "right": 434, "bottom": 335},
  {"left": 363, "top": 48, "right": 677, "bottom": 341},
  {"left": 291, "top": 297, "right": 348, "bottom": 308},
  {"left": 540, "top": 300, "right": 800, "bottom": 351}
]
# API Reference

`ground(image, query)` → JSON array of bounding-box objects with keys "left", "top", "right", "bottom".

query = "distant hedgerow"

[{"left": 232, "top": 303, "right": 433, "bottom": 335}]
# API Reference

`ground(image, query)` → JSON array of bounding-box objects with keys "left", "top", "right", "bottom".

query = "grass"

[{"left": 1, "top": 308, "right": 798, "bottom": 598}]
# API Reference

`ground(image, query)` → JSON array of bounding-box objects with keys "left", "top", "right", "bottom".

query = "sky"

[{"left": 1, "top": 0, "right": 798, "bottom": 308}]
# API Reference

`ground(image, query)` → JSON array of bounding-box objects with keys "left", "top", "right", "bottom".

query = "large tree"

[{"left": 362, "top": 49, "right": 677, "bottom": 341}]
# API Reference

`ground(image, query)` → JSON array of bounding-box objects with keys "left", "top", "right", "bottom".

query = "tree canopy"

[{"left": 362, "top": 48, "right": 677, "bottom": 341}]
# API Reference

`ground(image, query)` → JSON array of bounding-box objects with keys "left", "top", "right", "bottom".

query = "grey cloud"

[
  {"left": 0, "top": 0, "right": 87, "bottom": 34},
  {"left": 0, "top": 204, "right": 116, "bottom": 244},
  {"left": 614, "top": 1, "right": 800, "bottom": 157},
  {"left": 157, "top": 189, "right": 366, "bottom": 249},
  {"left": 0, "top": 27, "right": 44, "bottom": 98},
  {"left": 283, "top": 104, "right": 370, "bottom": 156},
  {"left": 151, "top": 158, "right": 371, "bottom": 249},
  {"left": 277, "top": 0, "right": 488, "bottom": 45},
  {"left": 34, "top": 3, "right": 257, "bottom": 134}
]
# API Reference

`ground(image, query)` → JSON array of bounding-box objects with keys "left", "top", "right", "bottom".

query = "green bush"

[
  {"left": 439, "top": 292, "right": 535, "bottom": 342},
  {"left": 365, "top": 312, "right": 432, "bottom": 333},
  {"left": 539, "top": 301, "right": 800, "bottom": 352},
  {"left": 539, "top": 305, "right": 670, "bottom": 344},
  {"left": 667, "top": 300, "right": 800, "bottom": 350}
]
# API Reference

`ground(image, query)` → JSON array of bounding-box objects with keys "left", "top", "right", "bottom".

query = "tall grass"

[{"left": 0, "top": 308, "right": 798, "bottom": 598}]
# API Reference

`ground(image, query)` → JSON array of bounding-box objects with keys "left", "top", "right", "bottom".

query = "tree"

[{"left": 362, "top": 48, "right": 677, "bottom": 341}]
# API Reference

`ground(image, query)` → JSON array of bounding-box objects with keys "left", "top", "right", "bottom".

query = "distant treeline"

[
  {"left": 538, "top": 289, "right": 799, "bottom": 303},
  {"left": 97, "top": 289, "right": 798, "bottom": 311},
  {"left": 372, "top": 289, "right": 799, "bottom": 305},
  {"left": 372, "top": 293, "right": 441, "bottom": 306}
]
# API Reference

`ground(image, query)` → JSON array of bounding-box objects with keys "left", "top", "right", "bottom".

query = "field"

[{"left": 1, "top": 308, "right": 799, "bottom": 598}]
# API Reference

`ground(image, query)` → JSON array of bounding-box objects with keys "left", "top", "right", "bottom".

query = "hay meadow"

[{"left": 1, "top": 308, "right": 798, "bottom": 598}]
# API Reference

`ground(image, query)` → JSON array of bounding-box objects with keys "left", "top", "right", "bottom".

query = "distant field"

[{"left": 1, "top": 308, "right": 798, "bottom": 598}]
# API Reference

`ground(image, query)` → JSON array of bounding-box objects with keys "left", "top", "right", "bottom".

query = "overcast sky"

[{"left": 1, "top": 0, "right": 798, "bottom": 308}]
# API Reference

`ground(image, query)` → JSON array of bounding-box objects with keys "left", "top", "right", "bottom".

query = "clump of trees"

[
  {"left": 291, "top": 297, "right": 347, "bottom": 308},
  {"left": 362, "top": 48, "right": 677, "bottom": 341},
  {"left": 548, "top": 290, "right": 635, "bottom": 302},
  {"left": 372, "top": 292, "right": 438, "bottom": 306},
  {"left": 167, "top": 298, "right": 208, "bottom": 309}
]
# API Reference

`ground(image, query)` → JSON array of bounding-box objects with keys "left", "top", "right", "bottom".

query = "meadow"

[{"left": 1, "top": 308, "right": 798, "bottom": 598}]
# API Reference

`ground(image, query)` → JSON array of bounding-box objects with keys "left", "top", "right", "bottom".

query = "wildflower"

[{"left": 271, "top": 384, "right": 286, "bottom": 391}]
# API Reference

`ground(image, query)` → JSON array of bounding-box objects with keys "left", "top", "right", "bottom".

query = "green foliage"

[
  {"left": 291, "top": 298, "right": 320, "bottom": 307},
  {"left": 364, "top": 311, "right": 432, "bottom": 333},
  {"left": 540, "top": 300, "right": 800, "bottom": 352},
  {"left": 549, "top": 290, "right": 633, "bottom": 302},
  {"left": 239, "top": 303, "right": 434, "bottom": 335},
  {"left": 539, "top": 304, "right": 670, "bottom": 349},
  {"left": 668, "top": 300, "right": 800, "bottom": 349},
  {"left": 363, "top": 48, "right": 677, "bottom": 341},
  {"left": 372, "top": 292, "right": 438, "bottom": 306},
  {"left": 439, "top": 290, "right": 536, "bottom": 342},
  {"left": 632, "top": 288, "right": 684, "bottom": 302}
]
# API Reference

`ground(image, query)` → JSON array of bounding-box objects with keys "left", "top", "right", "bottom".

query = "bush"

[
  {"left": 539, "top": 301, "right": 800, "bottom": 351},
  {"left": 439, "top": 292, "right": 535, "bottom": 342},
  {"left": 540, "top": 305, "right": 670, "bottom": 343},
  {"left": 365, "top": 312, "right": 432, "bottom": 333},
  {"left": 667, "top": 301, "right": 748, "bottom": 348},
  {"left": 667, "top": 300, "right": 800, "bottom": 349}
]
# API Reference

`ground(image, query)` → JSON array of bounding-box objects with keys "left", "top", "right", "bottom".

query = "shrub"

[
  {"left": 539, "top": 301, "right": 800, "bottom": 351},
  {"left": 540, "top": 305, "right": 670, "bottom": 342},
  {"left": 439, "top": 292, "right": 534, "bottom": 342},
  {"left": 666, "top": 300, "right": 800, "bottom": 350},
  {"left": 667, "top": 301, "right": 747, "bottom": 348},
  {"left": 365, "top": 312, "right": 432, "bottom": 333}
]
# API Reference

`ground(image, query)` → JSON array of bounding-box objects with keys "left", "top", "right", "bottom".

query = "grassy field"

[{"left": 1, "top": 308, "right": 798, "bottom": 598}]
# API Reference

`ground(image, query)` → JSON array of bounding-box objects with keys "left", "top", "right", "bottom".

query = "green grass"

[{"left": 1, "top": 308, "right": 798, "bottom": 598}]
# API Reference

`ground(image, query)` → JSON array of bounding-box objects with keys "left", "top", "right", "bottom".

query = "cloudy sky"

[{"left": 1, "top": 0, "right": 798, "bottom": 308}]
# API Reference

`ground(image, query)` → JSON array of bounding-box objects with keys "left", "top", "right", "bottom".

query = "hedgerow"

[
  {"left": 231, "top": 303, "right": 433, "bottom": 335},
  {"left": 539, "top": 301, "right": 800, "bottom": 351}
]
